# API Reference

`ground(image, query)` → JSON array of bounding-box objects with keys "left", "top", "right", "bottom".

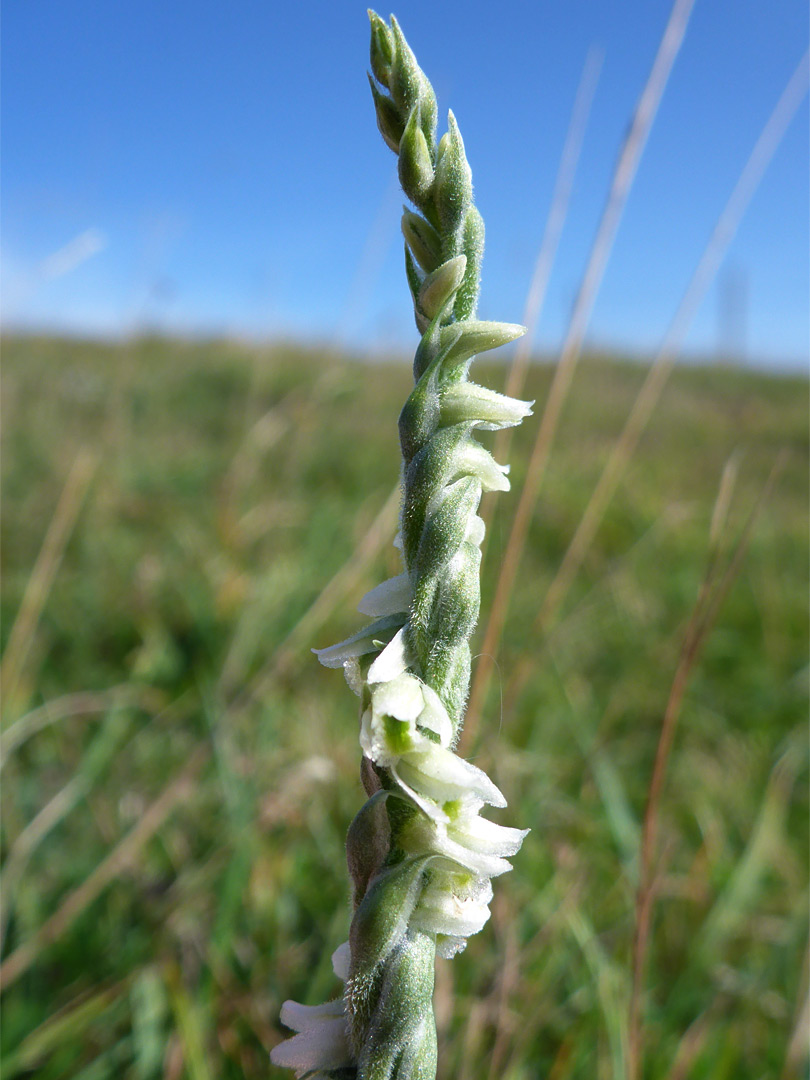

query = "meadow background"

[
  {"left": 1, "top": 335, "right": 807, "bottom": 1078},
  {"left": 2, "top": 1, "right": 809, "bottom": 1078}
]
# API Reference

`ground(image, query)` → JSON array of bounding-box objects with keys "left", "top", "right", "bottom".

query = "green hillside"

[{"left": 1, "top": 335, "right": 807, "bottom": 1079}]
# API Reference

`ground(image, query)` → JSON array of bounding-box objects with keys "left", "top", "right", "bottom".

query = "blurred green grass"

[{"left": 1, "top": 334, "right": 807, "bottom": 1079}]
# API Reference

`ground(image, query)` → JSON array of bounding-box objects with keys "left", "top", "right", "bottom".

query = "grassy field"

[{"left": 1, "top": 333, "right": 807, "bottom": 1079}]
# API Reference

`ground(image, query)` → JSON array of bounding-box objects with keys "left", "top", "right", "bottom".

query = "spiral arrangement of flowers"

[{"left": 272, "top": 14, "right": 532, "bottom": 1079}]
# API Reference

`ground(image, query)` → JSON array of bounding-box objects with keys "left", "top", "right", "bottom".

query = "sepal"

[
  {"left": 358, "top": 572, "right": 411, "bottom": 617},
  {"left": 314, "top": 613, "right": 405, "bottom": 668}
]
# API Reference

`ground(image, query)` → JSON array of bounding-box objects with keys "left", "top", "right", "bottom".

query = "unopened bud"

[
  {"left": 434, "top": 112, "right": 472, "bottom": 238},
  {"left": 401, "top": 210, "right": 441, "bottom": 273},
  {"left": 398, "top": 106, "right": 434, "bottom": 208},
  {"left": 368, "top": 10, "right": 395, "bottom": 89},
  {"left": 388, "top": 15, "right": 424, "bottom": 114},
  {"left": 368, "top": 76, "right": 404, "bottom": 153},
  {"left": 417, "top": 255, "right": 466, "bottom": 322}
]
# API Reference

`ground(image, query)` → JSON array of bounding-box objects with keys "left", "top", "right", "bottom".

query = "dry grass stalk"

[
  {"left": 627, "top": 453, "right": 786, "bottom": 1080},
  {"left": 1, "top": 449, "right": 97, "bottom": 717},
  {"left": 462, "top": 0, "right": 696, "bottom": 751},
  {"left": 530, "top": 53, "right": 809, "bottom": 645},
  {"left": 0, "top": 745, "right": 208, "bottom": 992}
]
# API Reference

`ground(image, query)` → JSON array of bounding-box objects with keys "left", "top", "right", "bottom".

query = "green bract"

[{"left": 272, "top": 13, "right": 532, "bottom": 1079}]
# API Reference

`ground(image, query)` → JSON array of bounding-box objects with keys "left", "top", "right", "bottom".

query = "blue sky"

[{"left": 3, "top": 0, "right": 808, "bottom": 366}]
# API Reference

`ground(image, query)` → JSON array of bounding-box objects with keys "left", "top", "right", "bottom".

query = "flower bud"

[
  {"left": 417, "top": 254, "right": 466, "bottom": 322},
  {"left": 368, "top": 10, "right": 394, "bottom": 89},
  {"left": 388, "top": 16, "right": 425, "bottom": 115},
  {"left": 398, "top": 105, "right": 434, "bottom": 209},
  {"left": 401, "top": 209, "right": 442, "bottom": 273},
  {"left": 368, "top": 76, "right": 405, "bottom": 153},
  {"left": 413, "top": 475, "right": 481, "bottom": 583},
  {"left": 434, "top": 111, "right": 472, "bottom": 239}
]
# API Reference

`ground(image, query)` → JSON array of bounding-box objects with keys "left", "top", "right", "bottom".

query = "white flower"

[{"left": 270, "top": 944, "right": 354, "bottom": 1077}]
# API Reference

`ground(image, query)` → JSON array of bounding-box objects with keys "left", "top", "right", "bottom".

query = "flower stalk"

[{"left": 272, "top": 13, "right": 532, "bottom": 1078}]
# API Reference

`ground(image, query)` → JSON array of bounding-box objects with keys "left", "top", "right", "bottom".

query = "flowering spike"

[{"left": 274, "top": 15, "right": 531, "bottom": 1079}]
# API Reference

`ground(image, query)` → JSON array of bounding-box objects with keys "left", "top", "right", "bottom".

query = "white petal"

[
  {"left": 456, "top": 443, "right": 510, "bottom": 492},
  {"left": 416, "top": 684, "right": 453, "bottom": 746},
  {"left": 342, "top": 659, "right": 363, "bottom": 696},
  {"left": 435, "top": 934, "right": 468, "bottom": 958},
  {"left": 367, "top": 627, "right": 409, "bottom": 683},
  {"left": 412, "top": 877, "right": 493, "bottom": 937},
  {"left": 449, "top": 816, "right": 529, "bottom": 858},
  {"left": 372, "top": 674, "right": 424, "bottom": 723},
  {"left": 390, "top": 762, "right": 450, "bottom": 824},
  {"left": 357, "top": 573, "right": 411, "bottom": 617},
  {"left": 279, "top": 999, "right": 345, "bottom": 1032},
  {"left": 427, "top": 829, "right": 514, "bottom": 878},
  {"left": 397, "top": 747, "right": 507, "bottom": 808},
  {"left": 465, "top": 514, "right": 486, "bottom": 547},
  {"left": 270, "top": 1015, "right": 352, "bottom": 1073},
  {"left": 331, "top": 941, "right": 350, "bottom": 982}
]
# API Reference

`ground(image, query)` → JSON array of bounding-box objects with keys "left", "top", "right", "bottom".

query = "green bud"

[
  {"left": 368, "top": 9, "right": 395, "bottom": 89},
  {"left": 424, "top": 541, "right": 481, "bottom": 650},
  {"left": 434, "top": 112, "right": 472, "bottom": 243},
  {"left": 417, "top": 77, "right": 438, "bottom": 161},
  {"left": 401, "top": 210, "right": 442, "bottom": 273},
  {"left": 404, "top": 246, "right": 424, "bottom": 331},
  {"left": 417, "top": 255, "right": 466, "bottom": 323},
  {"left": 368, "top": 75, "right": 405, "bottom": 153},
  {"left": 388, "top": 16, "right": 425, "bottom": 116},
  {"left": 399, "top": 105, "right": 434, "bottom": 210},
  {"left": 399, "top": 357, "right": 441, "bottom": 465}
]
